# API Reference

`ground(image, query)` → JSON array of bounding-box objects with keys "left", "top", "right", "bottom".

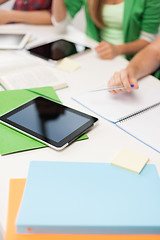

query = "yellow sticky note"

[
  {"left": 57, "top": 57, "right": 80, "bottom": 73},
  {"left": 111, "top": 148, "right": 149, "bottom": 174}
]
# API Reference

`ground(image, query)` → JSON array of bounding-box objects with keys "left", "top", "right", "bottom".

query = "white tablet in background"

[{"left": 0, "top": 33, "right": 30, "bottom": 49}]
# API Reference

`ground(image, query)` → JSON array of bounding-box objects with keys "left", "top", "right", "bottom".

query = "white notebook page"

[
  {"left": 116, "top": 104, "right": 160, "bottom": 153},
  {"left": 73, "top": 76, "right": 160, "bottom": 123}
]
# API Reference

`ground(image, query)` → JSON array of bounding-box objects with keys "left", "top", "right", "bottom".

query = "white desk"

[{"left": 0, "top": 24, "right": 160, "bottom": 239}]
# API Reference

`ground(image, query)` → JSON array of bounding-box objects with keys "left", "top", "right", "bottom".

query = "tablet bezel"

[
  {"left": 0, "top": 96, "right": 98, "bottom": 150},
  {"left": 0, "top": 33, "right": 30, "bottom": 50},
  {"left": 28, "top": 39, "right": 91, "bottom": 61}
]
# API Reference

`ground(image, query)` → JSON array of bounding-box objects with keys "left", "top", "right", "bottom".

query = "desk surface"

[{"left": 0, "top": 24, "right": 160, "bottom": 239}]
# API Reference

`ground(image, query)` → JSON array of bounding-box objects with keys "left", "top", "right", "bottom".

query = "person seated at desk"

[
  {"left": 107, "top": 36, "right": 160, "bottom": 94},
  {"left": 0, "top": 0, "right": 53, "bottom": 25},
  {"left": 52, "top": 0, "right": 160, "bottom": 60}
]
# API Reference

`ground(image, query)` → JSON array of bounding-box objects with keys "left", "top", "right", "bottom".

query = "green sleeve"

[
  {"left": 64, "top": 0, "right": 84, "bottom": 18},
  {"left": 153, "top": 69, "right": 160, "bottom": 80},
  {"left": 141, "top": 0, "right": 160, "bottom": 34}
]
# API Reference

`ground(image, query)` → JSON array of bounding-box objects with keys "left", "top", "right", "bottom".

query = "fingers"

[
  {"left": 107, "top": 69, "right": 139, "bottom": 94},
  {"left": 120, "top": 70, "right": 131, "bottom": 91},
  {"left": 95, "top": 41, "right": 108, "bottom": 49},
  {"left": 95, "top": 41, "right": 116, "bottom": 60},
  {"left": 128, "top": 71, "right": 139, "bottom": 90},
  {"left": 108, "top": 71, "right": 124, "bottom": 94},
  {"left": 95, "top": 42, "right": 110, "bottom": 59}
]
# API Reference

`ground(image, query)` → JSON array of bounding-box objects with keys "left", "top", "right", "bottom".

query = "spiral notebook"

[
  {"left": 72, "top": 76, "right": 160, "bottom": 153},
  {"left": 116, "top": 106, "right": 160, "bottom": 153}
]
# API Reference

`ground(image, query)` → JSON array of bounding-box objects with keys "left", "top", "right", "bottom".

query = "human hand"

[
  {"left": 0, "top": 9, "right": 11, "bottom": 24},
  {"left": 95, "top": 41, "right": 119, "bottom": 60},
  {"left": 107, "top": 69, "right": 139, "bottom": 94}
]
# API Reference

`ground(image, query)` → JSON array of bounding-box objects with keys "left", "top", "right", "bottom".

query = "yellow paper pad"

[
  {"left": 111, "top": 148, "right": 149, "bottom": 174},
  {"left": 57, "top": 57, "right": 80, "bottom": 73}
]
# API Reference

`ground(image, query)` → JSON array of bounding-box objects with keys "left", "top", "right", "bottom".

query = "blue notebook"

[{"left": 16, "top": 161, "right": 160, "bottom": 235}]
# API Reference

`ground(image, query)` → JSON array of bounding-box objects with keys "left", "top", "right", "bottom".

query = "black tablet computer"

[
  {"left": 0, "top": 96, "right": 98, "bottom": 150},
  {"left": 28, "top": 39, "right": 91, "bottom": 61}
]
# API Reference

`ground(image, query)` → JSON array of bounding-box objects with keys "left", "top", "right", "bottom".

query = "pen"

[{"left": 90, "top": 84, "right": 134, "bottom": 92}]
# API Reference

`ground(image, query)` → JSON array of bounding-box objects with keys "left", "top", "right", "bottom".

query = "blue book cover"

[{"left": 16, "top": 162, "right": 160, "bottom": 234}]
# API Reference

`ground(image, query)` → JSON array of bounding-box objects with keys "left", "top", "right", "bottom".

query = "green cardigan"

[{"left": 65, "top": 0, "right": 160, "bottom": 43}]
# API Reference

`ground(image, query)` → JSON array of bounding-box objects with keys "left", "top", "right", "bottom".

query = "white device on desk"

[
  {"left": 0, "top": 33, "right": 30, "bottom": 49},
  {"left": 0, "top": 96, "right": 98, "bottom": 150}
]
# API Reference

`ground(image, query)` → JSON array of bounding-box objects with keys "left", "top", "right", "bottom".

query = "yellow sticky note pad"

[
  {"left": 111, "top": 148, "right": 149, "bottom": 174},
  {"left": 57, "top": 57, "right": 80, "bottom": 73}
]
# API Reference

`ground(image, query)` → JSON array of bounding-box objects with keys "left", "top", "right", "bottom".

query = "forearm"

[
  {"left": 0, "top": 0, "right": 8, "bottom": 4},
  {"left": 8, "top": 10, "right": 52, "bottom": 25},
  {"left": 126, "top": 40, "right": 160, "bottom": 80},
  {"left": 52, "top": 0, "right": 67, "bottom": 22},
  {"left": 116, "top": 39, "right": 149, "bottom": 56},
  {"left": 107, "top": 39, "right": 160, "bottom": 94}
]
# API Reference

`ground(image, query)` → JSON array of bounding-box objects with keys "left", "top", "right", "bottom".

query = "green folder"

[{"left": 0, "top": 87, "right": 88, "bottom": 155}]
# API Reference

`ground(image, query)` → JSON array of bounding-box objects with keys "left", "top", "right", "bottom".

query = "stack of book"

[{"left": 5, "top": 161, "right": 160, "bottom": 239}]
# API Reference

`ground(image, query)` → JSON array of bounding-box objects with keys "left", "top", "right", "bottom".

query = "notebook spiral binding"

[{"left": 117, "top": 102, "right": 160, "bottom": 123}]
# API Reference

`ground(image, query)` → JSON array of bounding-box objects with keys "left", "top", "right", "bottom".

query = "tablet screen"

[
  {"left": 0, "top": 34, "right": 24, "bottom": 45},
  {"left": 28, "top": 39, "right": 91, "bottom": 61},
  {"left": 0, "top": 33, "right": 30, "bottom": 49},
  {"left": 0, "top": 97, "right": 98, "bottom": 150}
]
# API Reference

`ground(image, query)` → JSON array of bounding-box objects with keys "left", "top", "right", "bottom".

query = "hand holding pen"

[{"left": 107, "top": 69, "right": 139, "bottom": 94}]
